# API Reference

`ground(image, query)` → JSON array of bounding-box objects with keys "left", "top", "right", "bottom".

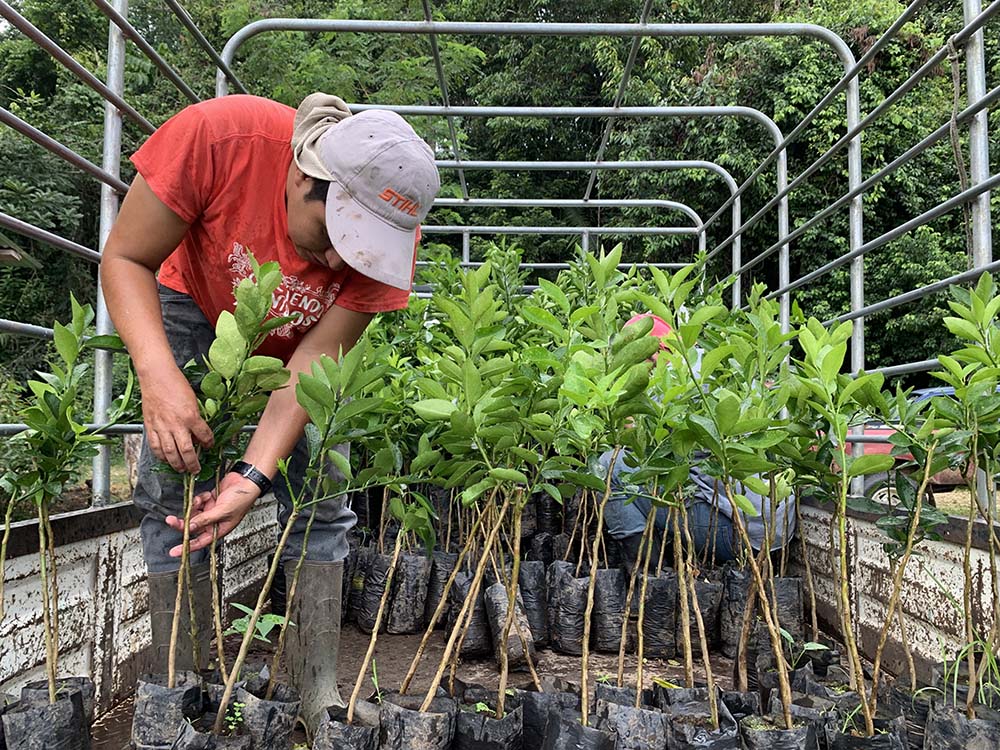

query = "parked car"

[{"left": 858, "top": 386, "right": 972, "bottom": 503}]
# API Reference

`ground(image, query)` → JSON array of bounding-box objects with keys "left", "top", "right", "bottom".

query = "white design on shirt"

[{"left": 227, "top": 242, "right": 340, "bottom": 338}]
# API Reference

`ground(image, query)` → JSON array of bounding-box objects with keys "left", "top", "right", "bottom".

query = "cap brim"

[{"left": 324, "top": 182, "right": 415, "bottom": 291}]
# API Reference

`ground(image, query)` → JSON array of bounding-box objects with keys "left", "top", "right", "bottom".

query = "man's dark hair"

[{"left": 304, "top": 178, "right": 331, "bottom": 203}]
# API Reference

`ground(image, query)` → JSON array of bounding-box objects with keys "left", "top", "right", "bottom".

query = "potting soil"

[
  {"left": 425, "top": 551, "right": 459, "bottom": 629},
  {"left": 923, "top": 701, "right": 1000, "bottom": 750},
  {"left": 595, "top": 697, "right": 669, "bottom": 750},
  {"left": 454, "top": 703, "right": 523, "bottom": 750},
  {"left": 483, "top": 582, "right": 536, "bottom": 670},
  {"left": 518, "top": 560, "right": 549, "bottom": 647},
  {"left": 386, "top": 553, "right": 432, "bottom": 634},
  {"left": 739, "top": 714, "right": 815, "bottom": 750},
  {"left": 449, "top": 572, "right": 492, "bottom": 656},
  {"left": 355, "top": 551, "right": 391, "bottom": 633}
]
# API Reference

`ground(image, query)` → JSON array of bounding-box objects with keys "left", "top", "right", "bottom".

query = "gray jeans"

[{"left": 134, "top": 284, "right": 356, "bottom": 573}]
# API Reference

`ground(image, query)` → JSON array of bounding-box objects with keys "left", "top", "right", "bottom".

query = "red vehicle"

[{"left": 857, "top": 387, "right": 965, "bottom": 502}]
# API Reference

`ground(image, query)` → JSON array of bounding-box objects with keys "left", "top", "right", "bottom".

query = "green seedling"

[
  {"left": 0, "top": 295, "right": 132, "bottom": 704},
  {"left": 224, "top": 603, "right": 289, "bottom": 644},
  {"left": 224, "top": 700, "right": 245, "bottom": 735},
  {"left": 371, "top": 658, "right": 384, "bottom": 705},
  {"left": 779, "top": 627, "right": 829, "bottom": 668}
]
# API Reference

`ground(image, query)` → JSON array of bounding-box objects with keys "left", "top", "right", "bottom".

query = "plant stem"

[
  {"left": 867, "top": 448, "right": 934, "bottom": 719},
  {"left": 421, "top": 494, "right": 511, "bottom": 712},
  {"left": 378, "top": 486, "right": 390, "bottom": 555},
  {"left": 656, "top": 512, "right": 669, "bottom": 577},
  {"left": 496, "top": 499, "right": 523, "bottom": 720},
  {"left": 347, "top": 528, "right": 404, "bottom": 724},
  {"left": 209, "top": 467, "right": 228, "bottom": 684},
  {"left": 511, "top": 600, "right": 542, "bottom": 691},
  {"left": 445, "top": 491, "right": 454, "bottom": 553},
  {"left": 830, "top": 465, "right": 874, "bottom": 735},
  {"left": 38, "top": 507, "right": 56, "bottom": 703},
  {"left": 964, "top": 477, "right": 977, "bottom": 721},
  {"left": 796, "top": 496, "right": 819, "bottom": 641},
  {"left": 43, "top": 505, "right": 59, "bottom": 670},
  {"left": 565, "top": 490, "right": 583, "bottom": 564},
  {"left": 580, "top": 446, "right": 621, "bottom": 726},
  {"left": 399, "top": 502, "right": 489, "bottom": 695},
  {"left": 213, "top": 509, "right": 299, "bottom": 735},
  {"left": 897, "top": 608, "right": 916, "bottom": 693},
  {"left": 209, "top": 525, "right": 227, "bottom": 684},
  {"left": 672, "top": 505, "right": 694, "bottom": 687},
  {"left": 681, "top": 503, "right": 718, "bottom": 729},
  {"left": 575, "top": 490, "right": 590, "bottom": 577},
  {"left": 725, "top": 485, "right": 794, "bottom": 731},
  {"left": 735, "top": 574, "right": 759, "bottom": 693},
  {"left": 634, "top": 507, "right": 657, "bottom": 708},
  {"left": 185, "top": 544, "right": 200, "bottom": 671},
  {"left": 267, "top": 501, "right": 320, "bottom": 700},
  {"left": 0, "top": 495, "right": 14, "bottom": 622},
  {"left": 168, "top": 476, "right": 196, "bottom": 689},
  {"left": 779, "top": 497, "right": 790, "bottom": 578},
  {"left": 619, "top": 509, "right": 655, "bottom": 687}
]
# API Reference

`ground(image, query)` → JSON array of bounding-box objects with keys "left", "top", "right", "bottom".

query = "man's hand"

[
  {"left": 142, "top": 367, "right": 214, "bottom": 474},
  {"left": 165, "top": 472, "right": 260, "bottom": 556}
]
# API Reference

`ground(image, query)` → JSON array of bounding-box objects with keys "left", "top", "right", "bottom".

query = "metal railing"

[{"left": 0, "top": 2, "right": 994, "bottom": 508}]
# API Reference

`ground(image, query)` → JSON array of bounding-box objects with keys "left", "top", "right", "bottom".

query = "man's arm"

[
  {"left": 167, "top": 304, "right": 375, "bottom": 555},
  {"left": 100, "top": 176, "right": 214, "bottom": 473}
]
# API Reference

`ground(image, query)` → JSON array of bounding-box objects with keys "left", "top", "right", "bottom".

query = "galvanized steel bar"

[
  {"left": 420, "top": 0, "right": 467, "bottom": 200},
  {"left": 422, "top": 225, "right": 698, "bottom": 236},
  {"left": 582, "top": 0, "right": 654, "bottom": 201},
  {"left": 92, "top": 0, "right": 200, "bottom": 104},
  {"left": 0, "top": 319, "right": 54, "bottom": 338},
  {"left": 0, "top": 212, "right": 101, "bottom": 262},
  {"left": 827, "top": 257, "right": 1000, "bottom": 325},
  {"left": 745, "top": 81, "right": 1000, "bottom": 282},
  {"left": 433, "top": 197, "right": 704, "bottom": 228},
  {"left": 697, "top": 0, "right": 930, "bottom": 240},
  {"left": 216, "top": 20, "right": 791, "bottom": 304},
  {"left": 0, "top": 423, "right": 139, "bottom": 436},
  {"left": 965, "top": 0, "right": 993, "bottom": 268},
  {"left": 416, "top": 261, "right": 688, "bottom": 269},
  {"left": 216, "top": 21, "right": 858, "bottom": 101},
  {"left": 367, "top": 104, "right": 783, "bottom": 292},
  {"left": 91, "top": 0, "right": 129, "bottom": 506},
  {"left": 165, "top": 0, "right": 248, "bottom": 95},
  {"left": 0, "top": 107, "right": 129, "bottom": 194},
  {"left": 774, "top": 172, "right": 1000, "bottom": 301},
  {"left": 461, "top": 231, "right": 470, "bottom": 263},
  {"left": 704, "top": 0, "right": 1000, "bottom": 266},
  {"left": 435, "top": 159, "right": 743, "bottom": 300},
  {"left": 0, "top": 0, "right": 154, "bottom": 133},
  {"left": 871, "top": 359, "right": 941, "bottom": 378}
]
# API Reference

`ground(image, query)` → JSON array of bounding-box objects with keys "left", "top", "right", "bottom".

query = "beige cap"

[{"left": 292, "top": 95, "right": 440, "bottom": 290}]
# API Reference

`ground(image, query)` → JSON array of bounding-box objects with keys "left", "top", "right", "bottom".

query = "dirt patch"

[{"left": 92, "top": 623, "right": 735, "bottom": 748}]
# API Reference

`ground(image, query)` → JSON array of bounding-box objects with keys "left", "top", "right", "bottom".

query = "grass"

[{"left": 933, "top": 487, "right": 999, "bottom": 520}]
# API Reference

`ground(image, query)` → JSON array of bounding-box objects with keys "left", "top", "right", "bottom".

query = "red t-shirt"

[{"left": 131, "top": 95, "right": 414, "bottom": 362}]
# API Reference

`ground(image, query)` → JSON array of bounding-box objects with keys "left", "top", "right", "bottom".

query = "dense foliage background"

[{"left": 1, "top": 0, "right": 995, "bottom": 391}]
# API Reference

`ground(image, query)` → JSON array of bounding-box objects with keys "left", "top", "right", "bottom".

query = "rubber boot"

[
  {"left": 147, "top": 562, "right": 213, "bottom": 675},
  {"left": 285, "top": 560, "right": 345, "bottom": 736}
]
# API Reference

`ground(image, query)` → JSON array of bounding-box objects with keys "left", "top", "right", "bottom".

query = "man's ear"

[{"left": 291, "top": 164, "right": 310, "bottom": 188}]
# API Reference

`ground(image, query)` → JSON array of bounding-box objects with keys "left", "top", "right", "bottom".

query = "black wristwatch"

[{"left": 229, "top": 460, "right": 272, "bottom": 496}]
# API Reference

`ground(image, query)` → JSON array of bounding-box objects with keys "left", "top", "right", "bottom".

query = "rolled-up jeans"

[
  {"left": 134, "top": 284, "right": 356, "bottom": 573},
  {"left": 603, "top": 490, "right": 737, "bottom": 564}
]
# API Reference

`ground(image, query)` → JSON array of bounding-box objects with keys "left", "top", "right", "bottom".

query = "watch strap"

[{"left": 229, "top": 460, "right": 272, "bottom": 496}]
